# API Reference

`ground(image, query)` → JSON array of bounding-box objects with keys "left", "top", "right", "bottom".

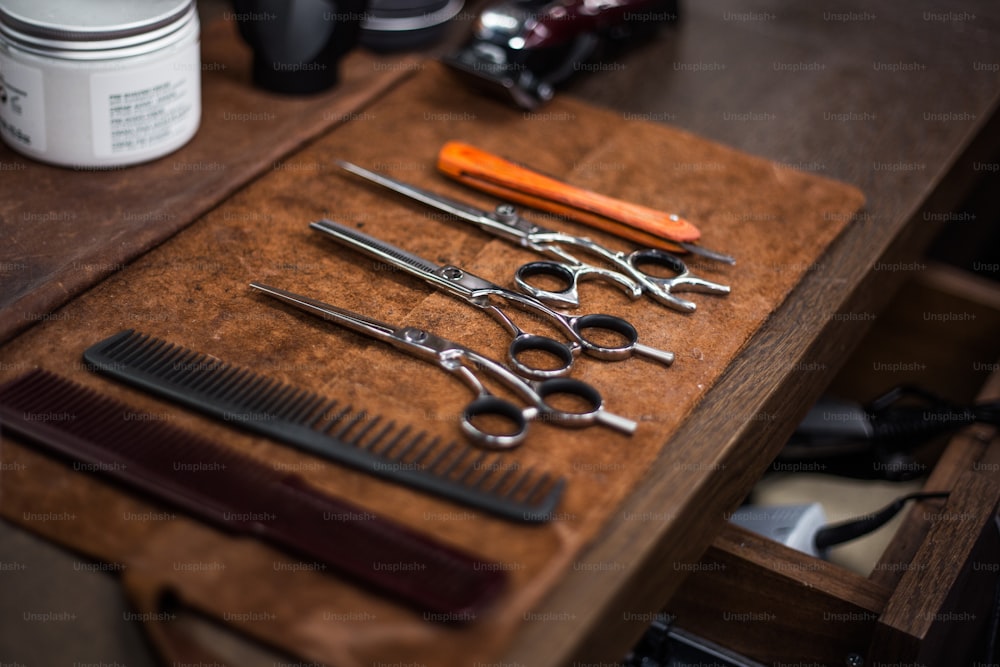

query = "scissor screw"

[
  {"left": 403, "top": 328, "right": 428, "bottom": 343},
  {"left": 495, "top": 204, "right": 518, "bottom": 222},
  {"left": 443, "top": 267, "right": 463, "bottom": 280}
]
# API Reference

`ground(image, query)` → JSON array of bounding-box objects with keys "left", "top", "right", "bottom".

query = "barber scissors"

[
  {"left": 309, "top": 219, "right": 676, "bottom": 379},
  {"left": 249, "top": 283, "right": 637, "bottom": 449},
  {"left": 337, "top": 160, "right": 730, "bottom": 312}
]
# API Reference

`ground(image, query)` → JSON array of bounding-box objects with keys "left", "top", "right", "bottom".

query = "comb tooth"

[
  {"left": 439, "top": 447, "right": 470, "bottom": 476},
  {"left": 362, "top": 420, "right": 402, "bottom": 452},
  {"left": 195, "top": 363, "right": 240, "bottom": 396},
  {"left": 482, "top": 466, "right": 516, "bottom": 494},
  {"left": 151, "top": 341, "right": 190, "bottom": 372},
  {"left": 455, "top": 452, "right": 487, "bottom": 483},
  {"left": 213, "top": 367, "right": 253, "bottom": 401},
  {"left": 316, "top": 403, "right": 352, "bottom": 434},
  {"left": 182, "top": 353, "right": 227, "bottom": 389},
  {"left": 306, "top": 398, "right": 340, "bottom": 429},
  {"left": 14, "top": 373, "right": 69, "bottom": 417},
  {"left": 118, "top": 336, "right": 167, "bottom": 367},
  {"left": 242, "top": 378, "right": 286, "bottom": 414},
  {"left": 270, "top": 386, "right": 314, "bottom": 420},
  {"left": 157, "top": 348, "right": 198, "bottom": 385},
  {"left": 330, "top": 409, "right": 364, "bottom": 440},
  {"left": 257, "top": 381, "right": 300, "bottom": 415},
  {"left": 147, "top": 343, "right": 192, "bottom": 380},
  {"left": 43, "top": 375, "right": 137, "bottom": 456},
  {"left": 519, "top": 472, "right": 550, "bottom": 504},
  {"left": 56, "top": 378, "right": 102, "bottom": 416},
  {"left": 407, "top": 435, "right": 440, "bottom": 466},
  {"left": 424, "top": 440, "right": 456, "bottom": 472},
  {"left": 384, "top": 430, "right": 424, "bottom": 462},
  {"left": 101, "top": 329, "right": 139, "bottom": 358},
  {"left": 358, "top": 421, "right": 398, "bottom": 454},
  {"left": 466, "top": 461, "right": 495, "bottom": 488},
  {"left": 501, "top": 468, "right": 531, "bottom": 500},
  {"left": 15, "top": 370, "right": 66, "bottom": 408},
  {"left": 345, "top": 415, "right": 381, "bottom": 446},
  {"left": 139, "top": 338, "right": 183, "bottom": 375},
  {"left": 168, "top": 351, "right": 215, "bottom": 386},
  {"left": 285, "top": 392, "right": 326, "bottom": 424},
  {"left": 226, "top": 369, "right": 270, "bottom": 406},
  {"left": 113, "top": 331, "right": 154, "bottom": 365},
  {"left": 264, "top": 384, "right": 306, "bottom": 417}
]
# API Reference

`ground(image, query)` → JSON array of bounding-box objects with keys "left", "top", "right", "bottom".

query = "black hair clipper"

[{"left": 443, "top": 0, "right": 678, "bottom": 109}]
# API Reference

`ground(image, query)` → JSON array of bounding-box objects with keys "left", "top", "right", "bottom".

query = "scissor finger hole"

[
  {"left": 509, "top": 335, "right": 574, "bottom": 379},
  {"left": 629, "top": 249, "right": 686, "bottom": 279},
  {"left": 516, "top": 262, "right": 575, "bottom": 294},
  {"left": 574, "top": 314, "right": 638, "bottom": 356},
  {"left": 535, "top": 378, "right": 602, "bottom": 417},
  {"left": 461, "top": 397, "right": 526, "bottom": 450}
]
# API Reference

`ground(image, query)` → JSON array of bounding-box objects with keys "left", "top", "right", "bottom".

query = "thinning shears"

[
  {"left": 309, "top": 219, "right": 676, "bottom": 378},
  {"left": 249, "top": 283, "right": 637, "bottom": 449},
  {"left": 337, "top": 161, "right": 730, "bottom": 313}
]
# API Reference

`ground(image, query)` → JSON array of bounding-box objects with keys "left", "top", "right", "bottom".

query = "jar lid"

[{"left": 0, "top": 0, "right": 193, "bottom": 42}]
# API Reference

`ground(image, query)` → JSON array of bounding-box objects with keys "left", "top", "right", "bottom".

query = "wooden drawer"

[{"left": 664, "top": 265, "right": 1000, "bottom": 666}]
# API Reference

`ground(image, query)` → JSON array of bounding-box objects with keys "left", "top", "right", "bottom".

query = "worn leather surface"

[
  {"left": 0, "top": 59, "right": 865, "bottom": 666},
  {"left": 0, "top": 19, "right": 420, "bottom": 345}
]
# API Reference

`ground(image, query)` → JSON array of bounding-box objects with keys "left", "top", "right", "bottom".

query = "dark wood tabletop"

[
  {"left": 509, "top": 0, "right": 1000, "bottom": 662},
  {"left": 1, "top": 0, "right": 998, "bottom": 665}
]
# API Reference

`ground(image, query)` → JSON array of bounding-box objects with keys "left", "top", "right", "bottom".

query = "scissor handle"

[
  {"left": 535, "top": 378, "right": 639, "bottom": 434},
  {"left": 628, "top": 248, "right": 688, "bottom": 278},
  {"left": 508, "top": 333, "right": 576, "bottom": 380},
  {"left": 569, "top": 313, "right": 676, "bottom": 367},
  {"left": 627, "top": 249, "right": 732, "bottom": 297},
  {"left": 460, "top": 396, "right": 529, "bottom": 450},
  {"left": 568, "top": 313, "right": 638, "bottom": 359},
  {"left": 515, "top": 260, "right": 644, "bottom": 309},
  {"left": 514, "top": 261, "right": 582, "bottom": 308}
]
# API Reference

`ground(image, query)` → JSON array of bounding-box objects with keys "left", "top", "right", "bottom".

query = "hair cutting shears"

[
  {"left": 249, "top": 283, "right": 637, "bottom": 449},
  {"left": 336, "top": 160, "right": 730, "bottom": 312},
  {"left": 309, "top": 219, "right": 676, "bottom": 378}
]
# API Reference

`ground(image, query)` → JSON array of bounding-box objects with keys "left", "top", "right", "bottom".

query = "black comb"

[
  {"left": 0, "top": 369, "right": 507, "bottom": 616},
  {"left": 83, "top": 330, "right": 565, "bottom": 523}
]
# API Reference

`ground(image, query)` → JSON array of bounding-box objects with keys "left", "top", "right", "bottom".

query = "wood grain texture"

[
  {"left": 871, "top": 471, "right": 1000, "bottom": 663},
  {"left": 667, "top": 360, "right": 1000, "bottom": 665},
  {"left": 502, "top": 0, "right": 1000, "bottom": 660},
  {"left": 666, "top": 524, "right": 891, "bottom": 665}
]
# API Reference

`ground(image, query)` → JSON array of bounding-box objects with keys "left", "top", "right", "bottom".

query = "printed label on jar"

[
  {"left": 90, "top": 59, "right": 197, "bottom": 158},
  {"left": 0, "top": 54, "right": 47, "bottom": 152}
]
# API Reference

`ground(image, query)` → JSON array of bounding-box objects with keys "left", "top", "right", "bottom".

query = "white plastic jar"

[{"left": 0, "top": 0, "right": 201, "bottom": 168}]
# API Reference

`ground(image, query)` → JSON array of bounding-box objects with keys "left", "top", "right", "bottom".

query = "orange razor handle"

[{"left": 437, "top": 141, "right": 702, "bottom": 244}]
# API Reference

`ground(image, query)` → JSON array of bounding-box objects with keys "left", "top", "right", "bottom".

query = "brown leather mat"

[
  {"left": 0, "top": 18, "right": 420, "bottom": 345},
  {"left": 0, "top": 61, "right": 865, "bottom": 666}
]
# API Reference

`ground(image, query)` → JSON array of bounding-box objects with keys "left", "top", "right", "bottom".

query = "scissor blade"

[
  {"left": 678, "top": 242, "right": 736, "bottom": 266},
  {"left": 249, "top": 282, "right": 401, "bottom": 344},
  {"left": 310, "top": 218, "right": 445, "bottom": 278},
  {"left": 337, "top": 160, "right": 494, "bottom": 228},
  {"left": 311, "top": 219, "right": 503, "bottom": 303}
]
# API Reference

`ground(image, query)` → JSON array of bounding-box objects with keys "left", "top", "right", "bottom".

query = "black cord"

[{"left": 813, "top": 491, "right": 950, "bottom": 552}]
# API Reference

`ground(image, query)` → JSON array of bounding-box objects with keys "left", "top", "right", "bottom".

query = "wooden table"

[
  {"left": 508, "top": 0, "right": 1000, "bottom": 662},
  {"left": 1, "top": 0, "right": 998, "bottom": 664}
]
